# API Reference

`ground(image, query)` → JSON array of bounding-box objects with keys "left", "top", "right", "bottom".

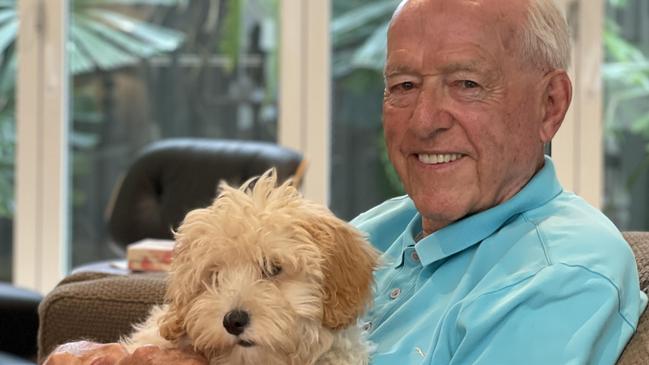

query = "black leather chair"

[
  {"left": 106, "top": 138, "right": 305, "bottom": 252},
  {"left": 0, "top": 283, "right": 42, "bottom": 364}
]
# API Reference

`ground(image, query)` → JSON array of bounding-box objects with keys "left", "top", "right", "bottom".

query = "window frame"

[
  {"left": 552, "top": 0, "right": 604, "bottom": 209},
  {"left": 13, "top": 0, "right": 332, "bottom": 293},
  {"left": 13, "top": 0, "right": 602, "bottom": 293},
  {"left": 14, "top": 0, "right": 70, "bottom": 292}
]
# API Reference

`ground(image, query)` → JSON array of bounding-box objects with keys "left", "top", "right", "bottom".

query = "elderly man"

[
  {"left": 46, "top": 0, "right": 646, "bottom": 364},
  {"left": 352, "top": 0, "right": 647, "bottom": 364}
]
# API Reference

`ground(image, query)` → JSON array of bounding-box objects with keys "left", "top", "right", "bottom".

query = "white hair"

[
  {"left": 520, "top": 0, "right": 571, "bottom": 70},
  {"left": 390, "top": 0, "right": 571, "bottom": 70}
]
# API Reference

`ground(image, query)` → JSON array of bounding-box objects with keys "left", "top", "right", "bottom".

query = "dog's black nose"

[{"left": 223, "top": 309, "right": 250, "bottom": 336}]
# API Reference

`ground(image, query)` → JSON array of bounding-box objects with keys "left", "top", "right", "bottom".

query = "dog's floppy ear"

[
  {"left": 304, "top": 213, "right": 379, "bottom": 330},
  {"left": 157, "top": 234, "right": 195, "bottom": 341},
  {"left": 158, "top": 205, "right": 215, "bottom": 342},
  {"left": 158, "top": 305, "right": 186, "bottom": 341}
]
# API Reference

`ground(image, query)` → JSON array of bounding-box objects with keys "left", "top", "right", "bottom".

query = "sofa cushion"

[
  {"left": 37, "top": 272, "right": 166, "bottom": 362},
  {"left": 617, "top": 232, "right": 649, "bottom": 365}
]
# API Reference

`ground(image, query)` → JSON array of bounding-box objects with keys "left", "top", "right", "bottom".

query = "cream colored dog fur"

[{"left": 123, "top": 170, "right": 379, "bottom": 365}]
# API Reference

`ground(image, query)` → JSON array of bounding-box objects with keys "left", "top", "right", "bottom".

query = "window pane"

[
  {"left": 69, "top": 0, "right": 279, "bottom": 268},
  {"left": 0, "top": 1, "right": 16, "bottom": 282},
  {"left": 603, "top": 0, "right": 649, "bottom": 230},
  {"left": 330, "top": 0, "right": 402, "bottom": 221}
]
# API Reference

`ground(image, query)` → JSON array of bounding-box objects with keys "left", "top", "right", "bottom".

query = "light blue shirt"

[{"left": 353, "top": 157, "right": 647, "bottom": 365}]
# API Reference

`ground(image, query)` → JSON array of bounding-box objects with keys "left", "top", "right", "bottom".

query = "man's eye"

[
  {"left": 389, "top": 81, "right": 415, "bottom": 93},
  {"left": 461, "top": 80, "right": 479, "bottom": 89},
  {"left": 399, "top": 81, "right": 415, "bottom": 90}
]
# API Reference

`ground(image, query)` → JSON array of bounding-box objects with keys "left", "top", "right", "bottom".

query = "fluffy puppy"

[{"left": 124, "top": 169, "right": 379, "bottom": 365}]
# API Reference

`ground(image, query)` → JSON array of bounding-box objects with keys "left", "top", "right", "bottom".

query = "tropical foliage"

[
  {"left": 332, "top": 0, "right": 403, "bottom": 196},
  {"left": 0, "top": 0, "right": 185, "bottom": 218},
  {"left": 603, "top": 1, "right": 649, "bottom": 189}
]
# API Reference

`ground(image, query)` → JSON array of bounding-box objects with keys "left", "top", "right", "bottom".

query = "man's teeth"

[{"left": 418, "top": 153, "right": 462, "bottom": 164}]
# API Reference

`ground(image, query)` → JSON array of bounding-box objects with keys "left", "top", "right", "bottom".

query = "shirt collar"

[{"left": 404, "top": 155, "right": 563, "bottom": 267}]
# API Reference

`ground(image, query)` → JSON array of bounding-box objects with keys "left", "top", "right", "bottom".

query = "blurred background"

[{"left": 1, "top": 0, "right": 649, "bottom": 289}]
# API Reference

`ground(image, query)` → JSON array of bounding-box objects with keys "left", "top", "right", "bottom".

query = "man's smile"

[{"left": 416, "top": 153, "right": 465, "bottom": 165}]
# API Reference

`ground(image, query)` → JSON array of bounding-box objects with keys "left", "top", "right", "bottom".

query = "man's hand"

[
  {"left": 44, "top": 341, "right": 129, "bottom": 365},
  {"left": 44, "top": 341, "right": 208, "bottom": 365},
  {"left": 117, "top": 345, "right": 207, "bottom": 365}
]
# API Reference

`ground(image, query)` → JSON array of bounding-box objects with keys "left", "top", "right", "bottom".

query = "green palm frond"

[
  {"left": 220, "top": 0, "right": 243, "bottom": 73},
  {"left": 350, "top": 21, "right": 389, "bottom": 71},
  {"left": 75, "top": 14, "right": 160, "bottom": 57},
  {"left": 603, "top": 6, "right": 649, "bottom": 135},
  {"left": 71, "top": 19, "right": 139, "bottom": 72},
  {"left": 77, "top": 0, "right": 181, "bottom": 6},
  {"left": 0, "top": 8, "right": 15, "bottom": 23},
  {"left": 0, "top": 16, "right": 16, "bottom": 55},
  {"left": 0, "top": 0, "right": 184, "bottom": 75},
  {"left": 604, "top": 62, "right": 649, "bottom": 81},
  {"left": 332, "top": 0, "right": 396, "bottom": 47},
  {"left": 0, "top": 0, "right": 186, "bottom": 218},
  {"left": 85, "top": 9, "right": 183, "bottom": 52},
  {"left": 332, "top": 0, "right": 399, "bottom": 77}
]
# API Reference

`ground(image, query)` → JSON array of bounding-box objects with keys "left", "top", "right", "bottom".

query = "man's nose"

[{"left": 409, "top": 86, "right": 453, "bottom": 137}]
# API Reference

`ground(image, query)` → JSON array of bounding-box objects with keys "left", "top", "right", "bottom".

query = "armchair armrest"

[{"left": 37, "top": 272, "right": 166, "bottom": 363}]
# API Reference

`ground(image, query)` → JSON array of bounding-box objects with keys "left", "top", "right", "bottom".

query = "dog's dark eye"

[
  {"left": 210, "top": 271, "right": 219, "bottom": 286},
  {"left": 263, "top": 262, "right": 282, "bottom": 278}
]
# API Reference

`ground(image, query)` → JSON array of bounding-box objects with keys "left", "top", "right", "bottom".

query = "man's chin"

[{"left": 415, "top": 203, "right": 468, "bottom": 233}]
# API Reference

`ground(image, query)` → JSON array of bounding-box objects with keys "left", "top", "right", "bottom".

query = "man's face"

[{"left": 384, "top": 0, "right": 550, "bottom": 233}]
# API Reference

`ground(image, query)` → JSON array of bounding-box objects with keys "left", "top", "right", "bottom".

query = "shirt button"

[
  {"left": 389, "top": 288, "right": 401, "bottom": 300},
  {"left": 411, "top": 251, "right": 420, "bottom": 262},
  {"left": 361, "top": 321, "right": 373, "bottom": 332}
]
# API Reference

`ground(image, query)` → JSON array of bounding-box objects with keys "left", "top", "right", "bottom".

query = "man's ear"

[{"left": 539, "top": 70, "right": 572, "bottom": 143}]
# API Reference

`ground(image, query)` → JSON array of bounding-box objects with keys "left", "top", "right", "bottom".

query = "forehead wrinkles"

[{"left": 389, "top": 0, "right": 526, "bottom": 56}]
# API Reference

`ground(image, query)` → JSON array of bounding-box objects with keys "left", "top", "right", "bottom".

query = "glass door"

[
  {"left": 66, "top": 0, "right": 280, "bottom": 268},
  {"left": 603, "top": 0, "right": 649, "bottom": 230},
  {"left": 329, "top": 0, "right": 400, "bottom": 220}
]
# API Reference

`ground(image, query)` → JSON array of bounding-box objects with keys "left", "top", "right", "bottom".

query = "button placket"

[
  {"left": 411, "top": 250, "right": 420, "bottom": 263},
  {"left": 361, "top": 321, "right": 373, "bottom": 332}
]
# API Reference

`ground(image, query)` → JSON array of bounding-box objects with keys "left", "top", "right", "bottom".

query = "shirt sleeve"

[{"left": 445, "top": 264, "right": 637, "bottom": 365}]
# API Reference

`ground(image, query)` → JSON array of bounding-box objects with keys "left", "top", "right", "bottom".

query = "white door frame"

[
  {"left": 14, "top": 0, "right": 70, "bottom": 293},
  {"left": 553, "top": 0, "right": 604, "bottom": 209},
  {"left": 278, "top": 0, "right": 332, "bottom": 206},
  {"left": 13, "top": 0, "right": 331, "bottom": 293}
]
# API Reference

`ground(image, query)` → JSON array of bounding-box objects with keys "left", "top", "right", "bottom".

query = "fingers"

[
  {"left": 116, "top": 345, "right": 160, "bottom": 365},
  {"left": 90, "top": 356, "right": 123, "bottom": 365}
]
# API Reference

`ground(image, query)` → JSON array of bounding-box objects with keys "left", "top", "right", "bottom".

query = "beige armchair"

[
  {"left": 38, "top": 232, "right": 649, "bottom": 364},
  {"left": 617, "top": 232, "right": 649, "bottom": 364}
]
